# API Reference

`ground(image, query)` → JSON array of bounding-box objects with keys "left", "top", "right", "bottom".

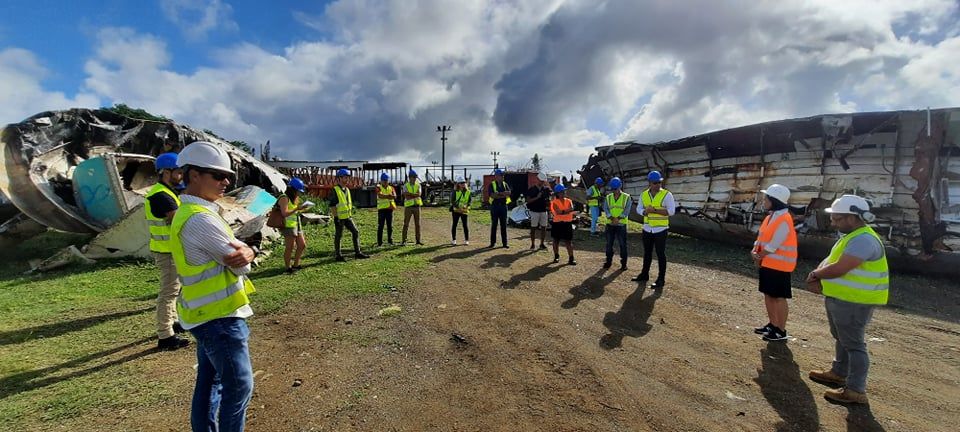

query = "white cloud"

[
  {"left": 160, "top": 0, "right": 237, "bottom": 40},
  {"left": 0, "top": 48, "right": 99, "bottom": 124}
]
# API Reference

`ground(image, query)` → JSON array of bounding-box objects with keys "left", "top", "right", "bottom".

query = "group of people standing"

[{"left": 143, "top": 147, "right": 890, "bottom": 430}]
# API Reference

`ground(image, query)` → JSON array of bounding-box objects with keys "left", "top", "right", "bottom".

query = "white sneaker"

[
  {"left": 465, "top": 240, "right": 470, "bottom": 245},
  {"left": 451, "top": 240, "right": 457, "bottom": 245}
]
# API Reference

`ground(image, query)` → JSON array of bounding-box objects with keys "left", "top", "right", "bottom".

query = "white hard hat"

[
  {"left": 177, "top": 141, "right": 235, "bottom": 174},
  {"left": 456, "top": 176, "right": 466, "bottom": 183},
  {"left": 761, "top": 184, "right": 790, "bottom": 204},
  {"left": 825, "top": 194, "right": 876, "bottom": 222},
  {"left": 537, "top": 172, "right": 548, "bottom": 181}
]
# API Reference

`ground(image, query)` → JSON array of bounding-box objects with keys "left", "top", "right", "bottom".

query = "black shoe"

[
  {"left": 631, "top": 273, "right": 649, "bottom": 282},
  {"left": 754, "top": 323, "right": 774, "bottom": 335},
  {"left": 503, "top": 244, "right": 510, "bottom": 249},
  {"left": 285, "top": 267, "right": 295, "bottom": 274},
  {"left": 158, "top": 335, "right": 190, "bottom": 351},
  {"left": 650, "top": 281, "right": 665, "bottom": 290},
  {"left": 388, "top": 241, "right": 395, "bottom": 245},
  {"left": 355, "top": 253, "right": 370, "bottom": 259},
  {"left": 334, "top": 255, "right": 347, "bottom": 262},
  {"left": 489, "top": 243, "right": 496, "bottom": 248},
  {"left": 172, "top": 322, "right": 185, "bottom": 334},
  {"left": 553, "top": 254, "right": 560, "bottom": 263},
  {"left": 539, "top": 244, "right": 547, "bottom": 250},
  {"left": 603, "top": 261, "right": 612, "bottom": 269},
  {"left": 377, "top": 242, "right": 383, "bottom": 247},
  {"left": 293, "top": 265, "right": 303, "bottom": 270},
  {"left": 568, "top": 258, "right": 577, "bottom": 266},
  {"left": 530, "top": 244, "right": 536, "bottom": 250},
  {"left": 620, "top": 263, "right": 628, "bottom": 271},
  {"left": 416, "top": 242, "right": 425, "bottom": 246},
  {"left": 763, "top": 328, "right": 788, "bottom": 341}
]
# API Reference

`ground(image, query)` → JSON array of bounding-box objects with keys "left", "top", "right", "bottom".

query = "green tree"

[
  {"left": 229, "top": 140, "right": 254, "bottom": 155},
  {"left": 103, "top": 103, "right": 169, "bottom": 122},
  {"left": 531, "top": 153, "right": 542, "bottom": 172}
]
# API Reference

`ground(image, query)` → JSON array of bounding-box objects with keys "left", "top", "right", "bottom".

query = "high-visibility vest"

[
  {"left": 606, "top": 192, "right": 630, "bottom": 218},
  {"left": 587, "top": 185, "right": 601, "bottom": 207},
  {"left": 454, "top": 190, "right": 471, "bottom": 214},
  {"left": 334, "top": 185, "right": 353, "bottom": 219},
  {"left": 488, "top": 181, "right": 512, "bottom": 205},
  {"left": 754, "top": 211, "right": 798, "bottom": 272},
  {"left": 281, "top": 196, "right": 300, "bottom": 229},
  {"left": 404, "top": 181, "right": 423, "bottom": 207},
  {"left": 641, "top": 189, "right": 670, "bottom": 228},
  {"left": 821, "top": 225, "right": 890, "bottom": 305},
  {"left": 144, "top": 182, "right": 181, "bottom": 253},
  {"left": 377, "top": 185, "right": 396, "bottom": 210},
  {"left": 171, "top": 202, "right": 255, "bottom": 326},
  {"left": 551, "top": 198, "right": 574, "bottom": 222}
]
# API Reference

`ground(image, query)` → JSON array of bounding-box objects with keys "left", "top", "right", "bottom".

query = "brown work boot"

[
  {"left": 809, "top": 369, "right": 846, "bottom": 386},
  {"left": 824, "top": 387, "right": 869, "bottom": 404}
]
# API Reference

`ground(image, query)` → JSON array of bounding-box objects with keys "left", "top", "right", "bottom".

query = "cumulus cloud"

[
  {"left": 12, "top": 0, "right": 960, "bottom": 176},
  {"left": 160, "top": 0, "right": 238, "bottom": 40},
  {"left": 0, "top": 48, "right": 99, "bottom": 124}
]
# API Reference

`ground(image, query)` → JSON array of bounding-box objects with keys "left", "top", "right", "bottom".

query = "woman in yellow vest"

[
  {"left": 376, "top": 172, "right": 397, "bottom": 246},
  {"left": 750, "top": 184, "right": 798, "bottom": 341},
  {"left": 450, "top": 177, "right": 472, "bottom": 245},
  {"left": 402, "top": 169, "right": 425, "bottom": 245},
  {"left": 550, "top": 184, "right": 577, "bottom": 265},
  {"left": 276, "top": 177, "right": 310, "bottom": 274},
  {"left": 806, "top": 195, "right": 889, "bottom": 405}
]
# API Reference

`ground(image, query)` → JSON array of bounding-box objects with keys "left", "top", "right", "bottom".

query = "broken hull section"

[{"left": 580, "top": 108, "right": 960, "bottom": 276}]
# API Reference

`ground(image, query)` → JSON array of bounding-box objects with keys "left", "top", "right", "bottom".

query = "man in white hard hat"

[
  {"left": 172, "top": 141, "right": 258, "bottom": 431},
  {"left": 526, "top": 172, "right": 552, "bottom": 250},
  {"left": 806, "top": 194, "right": 889, "bottom": 405}
]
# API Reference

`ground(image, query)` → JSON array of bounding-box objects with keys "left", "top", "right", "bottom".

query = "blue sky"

[{"left": 1, "top": 0, "right": 958, "bottom": 175}]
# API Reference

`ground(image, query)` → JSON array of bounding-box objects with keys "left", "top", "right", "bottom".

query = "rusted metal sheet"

[{"left": 580, "top": 108, "right": 960, "bottom": 276}]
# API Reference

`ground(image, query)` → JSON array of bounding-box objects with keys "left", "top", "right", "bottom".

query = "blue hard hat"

[
  {"left": 648, "top": 170, "right": 663, "bottom": 182},
  {"left": 288, "top": 177, "right": 306, "bottom": 192},
  {"left": 409, "top": 169, "right": 418, "bottom": 177},
  {"left": 554, "top": 184, "right": 566, "bottom": 194},
  {"left": 594, "top": 177, "right": 604, "bottom": 186},
  {"left": 336, "top": 168, "right": 350, "bottom": 177},
  {"left": 174, "top": 182, "right": 186, "bottom": 191},
  {"left": 380, "top": 173, "right": 390, "bottom": 181},
  {"left": 155, "top": 153, "right": 179, "bottom": 171},
  {"left": 609, "top": 177, "right": 622, "bottom": 189},
  {"left": 494, "top": 169, "right": 504, "bottom": 175}
]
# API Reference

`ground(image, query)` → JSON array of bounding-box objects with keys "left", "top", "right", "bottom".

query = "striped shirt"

[{"left": 178, "top": 194, "right": 253, "bottom": 329}]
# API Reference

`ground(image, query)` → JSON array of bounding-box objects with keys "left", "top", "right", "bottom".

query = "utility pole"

[
  {"left": 491, "top": 151, "right": 500, "bottom": 170},
  {"left": 437, "top": 125, "right": 451, "bottom": 181}
]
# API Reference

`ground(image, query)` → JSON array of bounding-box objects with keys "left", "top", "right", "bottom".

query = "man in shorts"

[{"left": 526, "top": 173, "right": 552, "bottom": 250}]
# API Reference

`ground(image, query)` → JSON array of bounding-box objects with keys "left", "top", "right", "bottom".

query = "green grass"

[{"left": 0, "top": 208, "right": 430, "bottom": 431}]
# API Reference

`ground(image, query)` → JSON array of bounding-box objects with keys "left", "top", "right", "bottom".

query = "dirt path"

[{"left": 107, "top": 211, "right": 960, "bottom": 431}]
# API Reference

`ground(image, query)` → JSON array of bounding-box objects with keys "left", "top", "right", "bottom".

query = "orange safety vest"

[
  {"left": 754, "top": 211, "right": 798, "bottom": 272},
  {"left": 550, "top": 198, "right": 574, "bottom": 223}
]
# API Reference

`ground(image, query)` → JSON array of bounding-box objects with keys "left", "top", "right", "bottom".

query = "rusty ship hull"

[{"left": 580, "top": 108, "right": 960, "bottom": 276}]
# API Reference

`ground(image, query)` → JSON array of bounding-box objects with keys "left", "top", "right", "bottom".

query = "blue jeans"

[
  {"left": 605, "top": 224, "right": 628, "bottom": 264},
  {"left": 589, "top": 206, "right": 600, "bottom": 234},
  {"left": 189, "top": 318, "right": 254, "bottom": 432},
  {"left": 825, "top": 297, "right": 875, "bottom": 393}
]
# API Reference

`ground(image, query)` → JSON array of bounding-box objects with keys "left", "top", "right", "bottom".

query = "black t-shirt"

[
  {"left": 148, "top": 183, "right": 179, "bottom": 219},
  {"left": 525, "top": 186, "right": 551, "bottom": 212}
]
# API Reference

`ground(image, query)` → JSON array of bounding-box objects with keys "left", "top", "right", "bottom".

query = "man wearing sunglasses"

[
  {"left": 171, "top": 141, "right": 258, "bottom": 432},
  {"left": 631, "top": 170, "right": 675, "bottom": 289}
]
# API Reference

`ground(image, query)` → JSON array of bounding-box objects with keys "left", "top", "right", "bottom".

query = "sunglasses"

[{"left": 196, "top": 168, "right": 233, "bottom": 182}]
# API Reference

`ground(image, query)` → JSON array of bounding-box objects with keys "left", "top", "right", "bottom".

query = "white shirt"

[
  {"left": 756, "top": 209, "right": 791, "bottom": 253},
  {"left": 635, "top": 189, "right": 676, "bottom": 233},
  {"left": 178, "top": 194, "right": 253, "bottom": 330}
]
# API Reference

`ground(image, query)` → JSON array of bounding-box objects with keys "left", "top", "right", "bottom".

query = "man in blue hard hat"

[
  {"left": 587, "top": 177, "right": 604, "bottom": 237},
  {"left": 631, "top": 170, "right": 676, "bottom": 289},
  {"left": 488, "top": 169, "right": 512, "bottom": 248},
  {"left": 602, "top": 177, "right": 632, "bottom": 270},
  {"left": 328, "top": 168, "right": 369, "bottom": 261},
  {"left": 145, "top": 152, "right": 190, "bottom": 351}
]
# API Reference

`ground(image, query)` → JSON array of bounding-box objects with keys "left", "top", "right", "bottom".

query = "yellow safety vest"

[
  {"left": 171, "top": 202, "right": 255, "bottom": 326},
  {"left": 404, "top": 181, "right": 423, "bottom": 207},
  {"left": 821, "top": 225, "right": 889, "bottom": 305},
  {"left": 587, "top": 185, "right": 601, "bottom": 208},
  {"left": 488, "top": 181, "right": 512, "bottom": 205},
  {"left": 641, "top": 188, "right": 670, "bottom": 228},
  {"left": 377, "top": 185, "right": 396, "bottom": 210},
  {"left": 454, "top": 190, "right": 471, "bottom": 214},
  {"left": 334, "top": 185, "right": 353, "bottom": 219},
  {"left": 282, "top": 196, "right": 300, "bottom": 229},
  {"left": 144, "top": 182, "right": 181, "bottom": 253},
  {"left": 606, "top": 192, "right": 630, "bottom": 219}
]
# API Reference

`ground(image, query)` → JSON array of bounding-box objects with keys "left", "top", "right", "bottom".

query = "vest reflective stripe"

[
  {"left": 820, "top": 226, "right": 889, "bottom": 305},
  {"left": 488, "top": 181, "right": 512, "bottom": 205},
  {"left": 144, "top": 183, "right": 180, "bottom": 253},
  {"left": 755, "top": 212, "right": 798, "bottom": 272},
  {"left": 454, "top": 190, "right": 471, "bottom": 213},
  {"left": 171, "top": 202, "right": 255, "bottom": 326},
  {"left": 283, "top": 196, "right": 300, "bottom": 229},
  {"left": 641, "top": 189, "right": 670, "bottom": 227},
  {"left": 606, "top": 192, "right": 629, "bottom": 218},
  {"left": 334, "top": 186, "right": 353, "bottom": 219},
  {"left": 404, "top": 181, "right": 423, "bottom": 207},
  {"left": 551, "top": 198, "right": 574, "bottom": 222},
  {"left": 587, "top": 186, "right": 601, "bottom": 207},
  {"left": 377, "top": 185, "right": 396, "bottom": 210}
]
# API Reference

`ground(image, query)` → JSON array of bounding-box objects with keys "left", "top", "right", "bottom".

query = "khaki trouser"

[
  {"left": 402, "top": 206, "right": 422, "bottom": 243},
  {"left": 154, "top": 252, "right": 182, "bottom": 339}
]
